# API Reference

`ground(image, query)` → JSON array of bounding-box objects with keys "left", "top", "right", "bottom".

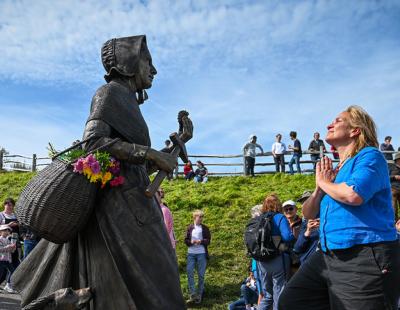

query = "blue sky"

[{"left": 1, "top": 0, "right": 399, "bottom": 171}]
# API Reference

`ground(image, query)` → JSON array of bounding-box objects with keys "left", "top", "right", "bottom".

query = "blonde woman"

[
  {"left": 279, "top": 106, "right": 400, "bottom": 310},
  {"left": 184, "top": 210, "right": 211, "bottom": 304}
]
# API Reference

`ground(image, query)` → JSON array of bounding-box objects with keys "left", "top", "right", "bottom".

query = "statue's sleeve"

[{"left": 83, "top": 120, "right": 149, "bottom": 164}]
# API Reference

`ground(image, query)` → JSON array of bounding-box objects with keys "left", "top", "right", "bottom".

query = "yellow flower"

[
  {"left": 83, "top": 167, "right": 92, "bottom": 177},
  {"left": 90, "top": 173, "right": 102, "bottom": 183},
  {"left": 101, "top": 172, "right": 112, "bottom": 187}
]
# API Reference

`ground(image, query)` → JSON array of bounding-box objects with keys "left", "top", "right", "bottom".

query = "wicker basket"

[
  {"left": 15, "top": 138, "right": 119, "bottom": 244},
  {"left": 15, "top": 158, "right": 98, "bottom": 244}
]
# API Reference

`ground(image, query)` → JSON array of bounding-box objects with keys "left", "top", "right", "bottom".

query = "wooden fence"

[
  {"left": 0, "top": 148, "right": 397, "bottom": 176},
  {"left": 0, "top": 152, "right": 50, "bottom": 172}
]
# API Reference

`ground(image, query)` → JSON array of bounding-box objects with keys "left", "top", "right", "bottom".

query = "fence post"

[
  {"left": 319, "top": 146, "right": 324, "bottom": 159},
  {"left": 243, "top": 154, "right": 246, "bottom": 176},
  {"left": 0, "top": 150, "right": 3, "bottom": 171},
  {"left": 32, "top": 154, "right": 37, "bottom": 172}
]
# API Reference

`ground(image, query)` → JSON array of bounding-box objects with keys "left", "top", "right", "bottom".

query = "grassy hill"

[{"left": 0, "top": 171, "right": 315, "bottom": 309}]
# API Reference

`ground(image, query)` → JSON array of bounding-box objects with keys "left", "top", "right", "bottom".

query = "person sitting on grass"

[
  {"left": 0, "top": 224, "right": 17, "bottom": 293},
  {"left": 228, "top": 268, "right": 259, "bottom": 310},
  {"left": 183, "top": 160, "right": 195, "bottom": 180},
  {"left": 194, "top": 160, "right": 209, "bottom": 183}
]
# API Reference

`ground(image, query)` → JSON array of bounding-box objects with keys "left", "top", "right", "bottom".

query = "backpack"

[{"left": 244, "top": 212, "right": 280, "bottom": 261}]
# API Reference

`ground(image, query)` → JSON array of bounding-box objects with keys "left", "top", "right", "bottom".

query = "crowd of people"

[
  {"left": 242, "top": 130, "right": 399, "bottom": 177},
  {"left": 230, "top": 105, "right": 400, "bottom": 310},
  {"left": 0, "top": 198, "right": 40, "bottom": 294}
]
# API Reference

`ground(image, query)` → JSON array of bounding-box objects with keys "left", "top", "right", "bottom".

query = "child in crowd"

[{"left": 0, "top": 224, "right": 17, "bottom": 293}]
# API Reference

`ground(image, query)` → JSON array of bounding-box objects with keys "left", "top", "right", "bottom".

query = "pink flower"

[
  {"left": 73, "top": 158, "right": 85, "bottom": 173},
  {"left": 110, "top": 175, "right": 125, "bottom": 187}
]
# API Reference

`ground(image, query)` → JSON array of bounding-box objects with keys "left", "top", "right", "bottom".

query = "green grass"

[{"left": 0, "top": 171, "right": 315, "bottom": 309}]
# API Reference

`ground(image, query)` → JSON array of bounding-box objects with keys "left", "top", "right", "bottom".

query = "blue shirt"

[
  {"left": 270, "top": 213, "right": 294, "bottom": 243},
  {"left": 320, "top": 147, "right": 397, "bottom": 251}
]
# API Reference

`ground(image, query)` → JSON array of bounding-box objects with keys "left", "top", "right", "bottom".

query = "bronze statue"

[{"left": 12, "top": 35, "right": 191, "bottom": 310}]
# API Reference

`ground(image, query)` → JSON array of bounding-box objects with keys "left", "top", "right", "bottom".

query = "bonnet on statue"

[{"left": 101, "top": 35, "right": 150, "bottom": 103}]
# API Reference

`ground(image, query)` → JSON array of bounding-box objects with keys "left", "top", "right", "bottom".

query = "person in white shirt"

[
  {"left": 271, "top": 134, "right": 286, "bottom": 173},
  {"left": 184, "top": 210, "right": 211, "bottom": 304},
  {"left": 243, "top": 135, "right": 264, "bottom": 177}
]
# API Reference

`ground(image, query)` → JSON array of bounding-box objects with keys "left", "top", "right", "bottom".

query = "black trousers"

[
  {"left": 245, "top": 156, "right": 255, "bottom": 176},
  {"left": 274, "top": 154, "right": 285, "bottom": 173},
  {"left": 279, "top": 241, "right": 400, "bottom": 310}
]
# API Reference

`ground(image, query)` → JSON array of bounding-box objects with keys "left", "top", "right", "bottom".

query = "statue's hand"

[
  {"left": 179, "top": 115, "right": 193, "bottom": 143},
  {"left": 147, "top": 149, "right": 177, "bottom": 172}
]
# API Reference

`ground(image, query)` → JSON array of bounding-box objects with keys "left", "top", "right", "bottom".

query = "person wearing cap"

[
  {"left": 389, "top": 152, "right": 400, "bottom": 220},
  {"left": 243, "top": 135, "right": 264, "bottom": 177},
  {"left": 282, "top": 200, "right": 302, "bottom": 240},
  {"left": 279, "top": 106, "right": 399, "bottom": 310},
  {"left": 0, "top": 224, "right": 17, "bottom": 293},
  {"left": 293, "top": 191, "right": 320, "bottom": 265}
]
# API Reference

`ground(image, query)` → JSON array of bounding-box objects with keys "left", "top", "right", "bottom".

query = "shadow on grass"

[{"left": 186, "top": 282, "right": 240, "bottom": 309}]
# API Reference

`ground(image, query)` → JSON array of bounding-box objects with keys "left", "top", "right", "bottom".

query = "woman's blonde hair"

[
  {"left": 261, "top": 194, "right": 282, "bottom": 213},
  {"left": 345, "top": 105, "right": 378, "bottom": 157},
  {"left": 192, "top": 209, "right": 204, "bottom": 219}
]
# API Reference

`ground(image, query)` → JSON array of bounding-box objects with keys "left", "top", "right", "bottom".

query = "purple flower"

[
  {"left": 85, "top": 154, "right": 96, "bottom": 165},
  {"left": 108, "top": 159, "right": 120, "bottom": 175},
  {"left": 90, "top": 161, "right": 101, "bottom": 174}
]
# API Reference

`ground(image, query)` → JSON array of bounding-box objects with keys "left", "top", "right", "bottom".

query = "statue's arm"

[
  {"left": 83, "top": 120, "right": 176, "bottom": 172},
  {"left": 83, "top": 120, "right": 149, "bottom": 164}
]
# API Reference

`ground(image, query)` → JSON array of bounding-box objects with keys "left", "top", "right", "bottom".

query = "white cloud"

[
  {"left": 1, "top": 0, "right": 398, "bottom": 84},
  {"left": 0, "top": 0, "right": 399, "bottom": 167}
]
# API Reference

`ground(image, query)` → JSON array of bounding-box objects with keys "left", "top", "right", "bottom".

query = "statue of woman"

[{"left": 12, "top": 35, "right": 189, "bottom": 310}]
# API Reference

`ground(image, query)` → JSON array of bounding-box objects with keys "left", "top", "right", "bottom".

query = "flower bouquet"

[{"left": 72, "top": 152, "right": 125, "bottom": 188}]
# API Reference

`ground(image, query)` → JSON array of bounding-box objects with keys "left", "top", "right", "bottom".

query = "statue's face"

[{"left": 136, "top": 48, "right": 157, "bottom": 90}]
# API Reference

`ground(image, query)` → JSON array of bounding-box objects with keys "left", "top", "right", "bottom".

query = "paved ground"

[{"left": 0, "top": 290, "right": 21, "bottom": 310}]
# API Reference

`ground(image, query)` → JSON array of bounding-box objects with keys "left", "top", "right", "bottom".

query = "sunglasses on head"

[{"left": 284, "top": 207, "right": 294, "bottom": 212}]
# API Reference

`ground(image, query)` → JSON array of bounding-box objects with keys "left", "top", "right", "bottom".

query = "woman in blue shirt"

[
  {"left": 279, "top": 106, "right": 400, "bottom": 310},
  {"left": 258, "top": 194, "right": 294, "bottom": 310}
]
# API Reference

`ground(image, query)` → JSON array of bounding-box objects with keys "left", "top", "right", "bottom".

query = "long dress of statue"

[{"left": 12, "top": 35, "right": 187, "bottom": 310}]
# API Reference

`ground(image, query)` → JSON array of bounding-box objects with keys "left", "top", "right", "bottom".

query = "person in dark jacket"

[
  {"left": 389, "top": 152, "right": 400, "bottom": 220},
  {"left": 380, "top": 136, "right": 395, "bottom": 161},
  {"left": 293, "top": 191, "right": 320, "bottom": 265},
  {"left": 308, "top": 132, "right": 326, "bottom": 171},
  {"left": 184, "top": 209, "right": 211, "bottom": 304}
]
